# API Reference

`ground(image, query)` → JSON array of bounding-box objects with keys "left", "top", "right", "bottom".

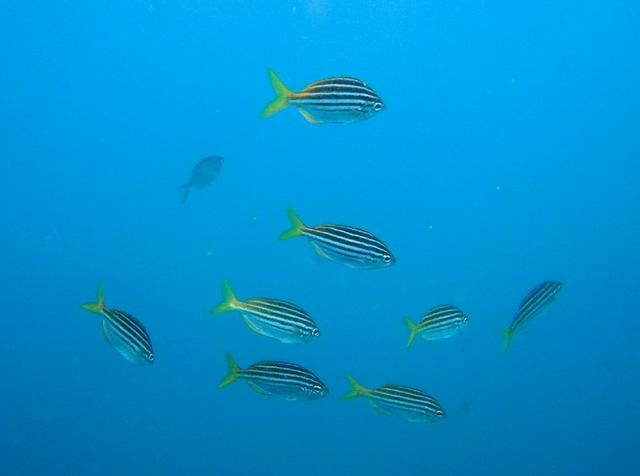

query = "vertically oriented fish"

[
  {"left": 179, "top": 155, "right": 224, "bottom": 203},
  {"left": 211, "top": 281, "right": 320, "bottom": 343},
  {"left": 219, "top": 353, "right": 329, "bottom": 400},
  {"left": 341, "top": 374, "right": 446, "bottom": 422},
  {"left": 260, "top": 69, "right": 385, "bottom": 124},
  {"left": 403, "top": 305, "right": 469, "bottom": 347},
  {"left": 501, "top": 280, "right": 563, "bottom": 352},
  {"left": 80, "top": 283, "right": 155, "bottom": 365},
  {"left": 279, "top": 207, "right": 395, "bottom": 269}
]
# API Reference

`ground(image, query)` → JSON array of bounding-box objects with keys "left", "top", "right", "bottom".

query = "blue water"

[{"left": 1, "top": 1, "right": 639, "bottom": 474}]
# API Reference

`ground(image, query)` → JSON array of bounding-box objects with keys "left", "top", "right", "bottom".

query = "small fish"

[
  {"left": 501, "top": 280, "right": 563, "bottom": 352},
  {"left": 341, "top": 374, "right": 446, "bottom": 422},
  {"left": 179, "top": 155, "right": 224, "bottom": 203},
  {"left": 404, "top": 305, "right": 469, "bottom": 346},
  {"left": 219, "top": 353, "right": 329, "bottom": 400},
  {"left": 260, "top": 69, "right": 385, "bottom": 124},
  {"left": 211, "top": 281, "right": 320, "bottom": 343},
  {"left": 279, "top": 207, "right": 395, "bottom": 269},
  {"left": 80, "top": 283, "right": 154, "bottom": 365}
]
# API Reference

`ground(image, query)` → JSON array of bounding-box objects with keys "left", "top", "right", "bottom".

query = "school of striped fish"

[{"left": 79, "top": 69, "right": 564, "bottom": 423}]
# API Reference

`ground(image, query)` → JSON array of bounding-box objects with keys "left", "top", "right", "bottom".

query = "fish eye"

[
  {"left": 313, "top": 385, "right": 323, "bottom": 393},
  {"left": 373, "top": 102, "right": 383, "bottom": 111},
  {"left": 383, "top": 254, "right": 392, "bottom": 263},
  {"left": 311, "top": 328, "right": 320, "bottom": 337}
]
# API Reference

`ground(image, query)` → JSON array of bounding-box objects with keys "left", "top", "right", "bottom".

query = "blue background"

[{"left": 1, "top": 1, "right": 639, "bottom": 474}]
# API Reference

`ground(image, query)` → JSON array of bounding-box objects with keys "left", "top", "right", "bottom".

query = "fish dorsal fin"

[{"left": 297, "top": 108, "right": 318, "bottom": 124}]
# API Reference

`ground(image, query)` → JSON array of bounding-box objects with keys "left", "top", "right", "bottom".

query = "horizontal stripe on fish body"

[
  {"left": 303, "top": 224, "right": 394, "bottom": 268},
  {"left": 509, "top": 280, "right": 563, "bottom": 332},
  {"left": 236, "top": 298, "right": 319, "bottom": 341},
  {"left": 240, "top": 361, "right": 328, "bottom": 399},
  {"left": 102, "top": 308, "right": 154, "bottom": 364},
  {"left": 369, "top": 384, "right": 446, "bottom": 420}
]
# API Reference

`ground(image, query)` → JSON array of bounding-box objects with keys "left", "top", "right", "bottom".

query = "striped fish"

[
  {"left": 342, "top": 374, "right": 446, "bottom": 422},
  {"left": 211, "top": 281, "right": 320, "bottom": 344},
  {"left": 260, "top": 69, "right": 385, "bottom": 124},
  {"left": 80, "top": 283, "right": 154, "bottom": 365},
  {"left": 219, "top": 353, "right": 329, "bottom": 400},
  {"left": 501, "top": 280, "right": 563, "bottom": 352},
  {"left": 404, "top": 304, "right": 469, "bottom": 346},
  {"left": 279, "top": 207, "right": 395, "bottom": 269}
]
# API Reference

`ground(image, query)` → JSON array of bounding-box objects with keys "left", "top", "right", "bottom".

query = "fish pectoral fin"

[
  {"left": 297, "top": 108, "right": 318, "bottom": 124},
  {"left": 248, "top": 381, "right": 272, "bottom": 396}
]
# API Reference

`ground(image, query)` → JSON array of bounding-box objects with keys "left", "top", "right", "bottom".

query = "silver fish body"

[
  {"left": 279, "top": 208, "right": 395, "bottom": 270},
  {"left": 211, "top": 281, "right": 320, "bottom": 344},
  {"left": 501, "top": 280, "right": 563, "bottom": 352},
  {"left": 261, "top": 70, "right": 384, "bottom": 124},
  {"left": 220, "top": 354, "right": 329, "bottom": 400},
  {"left": 81, "top": 284, "right": 154, "bottom": 365},
  {"left": 343, "top": 374, "right": 446, "bottom": 422},
  {"left": 101, "top": 308, "right": 154, "bottom": 365}
]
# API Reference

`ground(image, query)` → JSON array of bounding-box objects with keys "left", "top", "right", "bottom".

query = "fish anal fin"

[
  {"left": 298, "top": 108, "right": 318, "bottom": 124},
  {"left": 311, "top": 243, "right": 331, "bottom": 260},
  {"left": 248, "top": 381, "right": 272, "bottom": 396},
  {"left": 101, "top": 319, "right": 115, "bottom": 349},
  {"left": 368, "top": 401, "right": 388, "bottom": 415},
  {"left": 243, "top": 316, "right": 265, "bottom": 336}
]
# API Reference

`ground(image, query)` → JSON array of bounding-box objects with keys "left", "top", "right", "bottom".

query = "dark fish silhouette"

[{"left": 180, "top": 155, "right": 224, "bottom": 203}]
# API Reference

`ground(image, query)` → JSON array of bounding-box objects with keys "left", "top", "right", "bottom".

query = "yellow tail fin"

[
  {"left": 341, "top": 373, "right": 370, "bottom": 399},
  {"left": 501, "top": 328, "right": 513, "bottom": 353},
  {"left": 278, "top": 206, "right": 306, "bottom": 240},
  {"left": 260, "top": 69, "right": 292, "bottom": 118},
  {"left": 210, "top": 281, "right": 240, "bottom": 314},
  {"left": 80, "top": 283, "right": 105, "bottom": 314},
  {"left": 219, "top": 353, "right": 240, "bottom": 388},
  {"left": 403, "top": 318, "right": 419, "bottom": 347}
]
